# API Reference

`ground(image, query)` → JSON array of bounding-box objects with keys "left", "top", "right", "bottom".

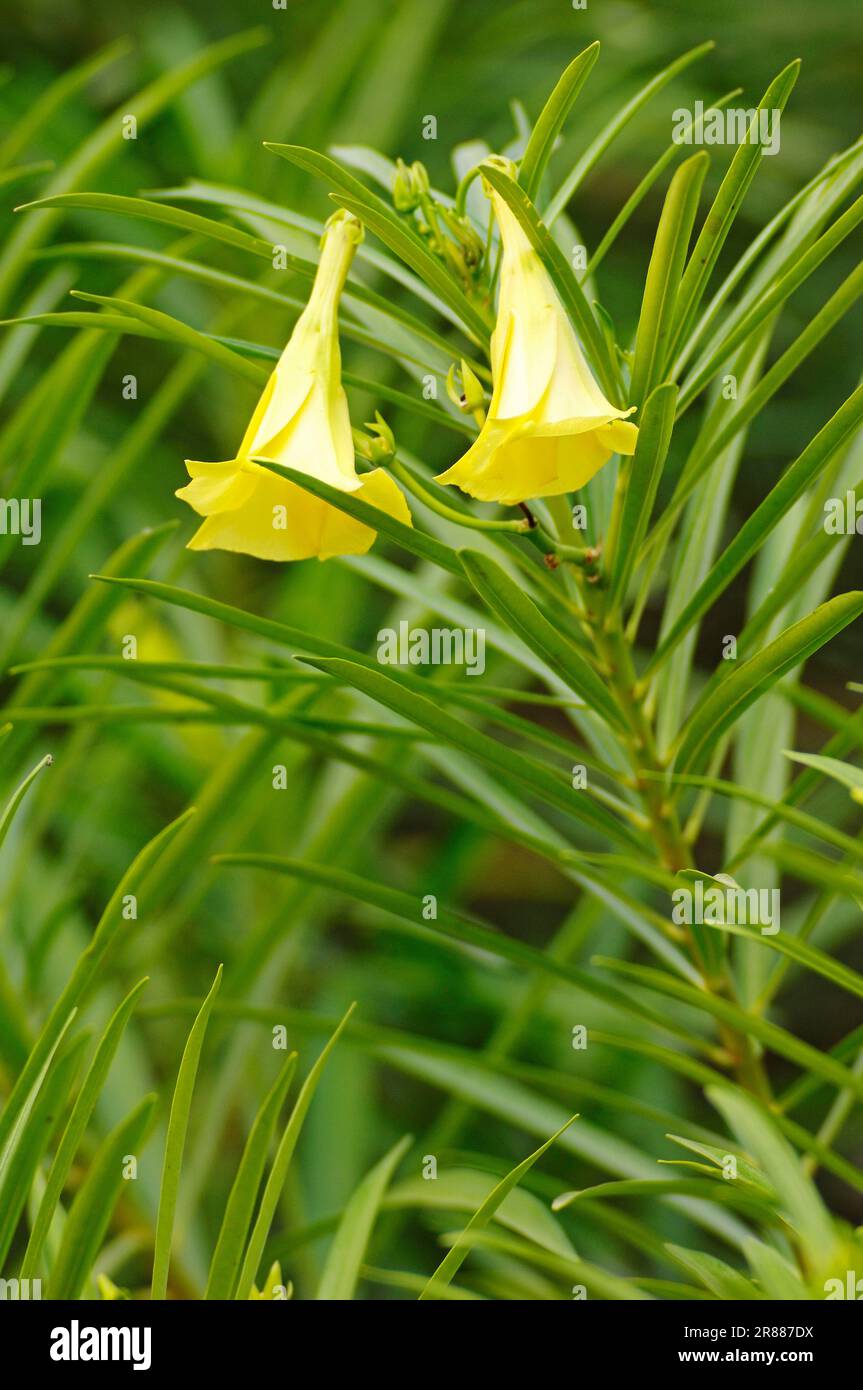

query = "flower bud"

[
  {"left": 393, "top": 157, "right": 419, "bottom": 212},
  {"left": 446, "top": 359, "right": 486, "bottom": 414}
]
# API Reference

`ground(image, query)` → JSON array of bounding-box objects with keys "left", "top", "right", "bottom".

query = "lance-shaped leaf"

[
  {"left": 708, "top": 1086, "right": 837, "bottom": 1274},
  {"left": 0, "top": 807, "right": 195, "bottom": 1157},
  {"left": 650, "top": 262, "right": 863, "bottom": 554},
  {"left": 16, "top": 190, "right": 271, "bottom": 258},
  {"left": 630, "top": 154, "right": 707, "bottom": 406},
  {"left": 0, "top": 28, "right": 269, "bottom": 310},
  {"left": 70, "top": 290, "right": 267, "bottom": 385},
  {"left": 648, "top": 384, "right": 863, "bottom": 673},
  {"left": 294, "top": 656, "right": 644, "bottom": 849},
  {"left": 459, "top": 548, "right": 626, "bottom": 731},
  {"left": 519, "top": 43, "right": 600, "bottom": 200},
  {"left": 596, "top": 956, "right": 863, "bottom": 1101},
  {"left": 744, "top": 1239, "right": 810, "bottom": 1300},
  {"left": 0, "top": 38, "right": 128, "bottom": 169},
  {"left": 679, "top": 190, "right": 863, "bottom": 412},
  {"left": 316, "top": 1134, "right": 411, "bottom": 1300},
  {"left": 213, "top": 854, "right": 680, "bottom": 1032},
  {"left": 49, "top": 1095, "right": 156, "bottom": 1299},
  {"left": 151, "top": 966, "right": 223, "bottom": 1300},
  {"left": 587, "top": 88, "right": 742, "bottom": 279},
  {"left": 672, "top": 593, "right": 863, "bottom": 774},
  {"left": 0, "top": 753, "right": 52, "bottom": 857},
  {"left": 0, "top": 1026, "right": 85, "bottom": 1268},
  {"left": 420, "top": 1117, "right": 576, "bottom": 1298},
  {"left": 552, "top": 1177, "right": 776, "bottom": 1225},
  {"left": 544, "top": 41, "right": 714, "bottom": 223},
  {"left": 234, "top": 1003, "right": 356, "bottom": 1299},
  {"left": 784, "top": 748, "right": 863, "bottom": 802},
  {"left": 264, "top": 143, "right": 490, "bottom": 343},
  {"left": 606, "top": 383, "right": 678, "bottom": 609},
  {"left": 666, "top": 1244, "right": 765, "bottom": 1300},
  {"left": 706, "top": 915, "right": 863, "bottom": 1003},
  {"left": 205, "top": 1052, "right": 298, "bottom": 1300},
  {"left": 255, "top": 461, "right": 461, "bottom": 577},
  {"left": 666, "top": 61, "right": 801, "bottom": 366},
  {"left": 20, "top": 978, "right": 149, "bottom": 1281}
]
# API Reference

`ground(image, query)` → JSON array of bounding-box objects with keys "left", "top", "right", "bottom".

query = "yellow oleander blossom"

[
  {"left": 177, "top": 211, "right": 411, "bottom": 561},
  {"left": 436, "top": 168, "right": 638, "bottom": 505}
]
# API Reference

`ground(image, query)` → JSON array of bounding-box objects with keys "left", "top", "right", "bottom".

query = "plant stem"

[{"left": 576, "top": 574, "right": 773, "bottom": 1101}]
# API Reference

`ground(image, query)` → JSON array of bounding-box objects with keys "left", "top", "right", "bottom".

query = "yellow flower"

[
  {"left": 436, "top": 173, "right": 638, "bottom": 505},
  {"left": 177, "top": 211, "right": 411, "bottom": 561}
]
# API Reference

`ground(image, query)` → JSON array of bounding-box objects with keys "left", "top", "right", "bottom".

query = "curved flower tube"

[
  {"left": 177, "top": 210, "right": 411, "bottom": 561},
  {"left": 436, "top": 167, "right": 638, "bottom": 505}
]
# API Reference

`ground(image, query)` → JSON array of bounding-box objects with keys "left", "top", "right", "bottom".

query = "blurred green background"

[{"left": 1, "top": 0, "right": 861, "bottom": 1294}]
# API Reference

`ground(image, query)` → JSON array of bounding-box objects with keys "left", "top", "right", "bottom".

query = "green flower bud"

[
  {"left": 353, "top": 412, "right": 395, "bottom": 465},
  {"left": 393, "top": 157, "right": 420, "bottom": 212},
  {"left": 446, "top": 359, "right": 485, "bottom": 414}
]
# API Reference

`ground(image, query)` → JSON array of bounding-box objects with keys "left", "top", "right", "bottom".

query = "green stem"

[
  {"left": 388, "top": 457, "right": 528, "bottom": 534},
  {"left": 574, "top": 575, "right": 773, "bottom": 1101}
]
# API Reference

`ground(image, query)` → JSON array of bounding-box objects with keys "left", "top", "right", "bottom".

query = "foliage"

[{"left": 0, "top": 2, "right": 861, "bottom": 1301}]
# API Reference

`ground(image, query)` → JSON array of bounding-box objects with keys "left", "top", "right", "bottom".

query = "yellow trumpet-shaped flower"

[
  {"left": 177, "top": 211, "right": 411, "bottom": 561},
  {"left": 436, "top": 174, "right": 638, "bottom": 505}
]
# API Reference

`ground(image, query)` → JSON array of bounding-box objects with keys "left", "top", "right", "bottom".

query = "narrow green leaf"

[
  {"left": 0, "top": 38, "right": 129, "bottom": 170},
  {"left": 255, "top": 461, "right": 461, "bottom": 576},
  {"left": 234, "top": 1003, "right": 356, "bottom": 1300},
  {"left": 596, "top": 957, "right": 863, "bottom": 1101},
  {"left": 151, "top": 966, "right": 223, "bottom": 1300},
  {"left": 0, "top": 28, "right": 269, "bottom": 309},
  {"left": 460, "top": 549, "right": 626, "bottom": 731},
  {"left": 439, "top": 1226, "right": 653, "bottom": 1300},
  {"left": 672, "top": 594, "right": 863, "bottom": 773},
  {"left": 205, "top": 1052, "right": 297, "bottom": 1300},
  {"left": 711, "top": 918, "right": 863, "bottom": 1004},
  {"left": 666, "top": 1244, "right": 764, "bottom": 1300},
  {"left": 544, "top": 41, "right": 714, "bottom": 223},
  {"left": 316, "top": 1134, "right": 411, "bottom": 1300},
  {"left": 676, "top": 138, "right": 863, "bottom": 378},
  {"left": 552, "top": 1177, "right": 775, "bottom": 1224},
  {"left": 743, "top": 1238, "right": 809, "bottom": 1300},
  {"left": 586, "top": 89, "right": 742, "bottom": 278},
  {"left": 666, "top": 61, "right": 801, "bottom": 365},
  {"left": 419, "top": 1117, "right": 576, "bottom": 1298},
  {"left": 0, "top": 1023, "right": 83, "bottom": 1268},
  {"left": 0, "top": 808, "right": 194, "bottom": 1157},
  {"left": 679, "top": 191, "right": 863, "bottom": 411},
  {"left": 630, "top": 154, "right": 707, "bottom": 405},
  {"left": 783, "top": 749, "right": 863, "bottom": 801},
  {"left": 388, "top": 1167, "right": 576, "bottom": 1258},
  {"left": 20, "top": 979, "right": 149, "bottom": 1281},
  {"left": 49, "top": 1096, "right": 156, "bottom": 1299},
  {"left": 763, "top": 843, "right": 863, "bottom": 900},
  {"left": 650, "top": 770, "right": 863, "bottom": 863},
  {"left": 294, "top": 655, "right": 643, "bottom": 848},
  {"left": 606, "top": 383, "right": 678, "bottom": 608},
  {"left": 664, "top": 1134, "right": 775, "bottom": 1196},
  {"left": 649, "top": 385, "right": 863, "bottom": 671},
  {"left": 708, "top": 1086, "right": 837, "bottom": 1272},
  {"left": 213, "top": 854, "right": 680, "bottom": 1033},
  {"left": 264, "top": 143, "right": 489, "bottom": 343},
  {"left": 0, "top": 753, "right": 52, "bottom": 857},
  {"left": 70, "top": 290, "right": 267, "bottom": 385},
  {"left": 519, "top": 43, "right": 600, "bottom": 200},
  {"left": 17, "top": 189, "right": 272, "bottom": 257},
  {"left": 650, "top": 263, "right": 863, "bottom": 557}
]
